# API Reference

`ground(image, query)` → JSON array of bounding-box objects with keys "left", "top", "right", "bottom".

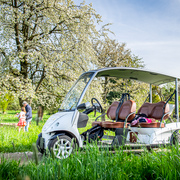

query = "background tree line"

[{"left": 0, "top": 0, "right": 177, "bottom": 117}]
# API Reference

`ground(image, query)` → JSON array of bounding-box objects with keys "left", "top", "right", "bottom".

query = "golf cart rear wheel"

[
  {"left": 171, "top": 130, "right": 180, "bottom": 145},
  {"left": 48, "top": 135, "right": 74, "bottom": 159}
]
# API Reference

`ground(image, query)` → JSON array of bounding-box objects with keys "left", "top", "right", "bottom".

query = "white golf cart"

[{"left": 36, "top": 67, "right": 180, "bottom": 159}]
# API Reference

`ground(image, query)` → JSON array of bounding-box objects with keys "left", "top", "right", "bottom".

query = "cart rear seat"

[
  {"left": 131, "top": 101, "right": 170, "bottom": 128},
  {"left": 92, "top": 100, "right": 136, "bottom": 128}
]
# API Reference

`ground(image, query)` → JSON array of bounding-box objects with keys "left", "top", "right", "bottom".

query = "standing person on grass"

[
  {"left": 16, "top": 107, "right": 26, "bottom": 132},
  {"left": 23, "top": 101, "right": 32, "bottom": 132}
]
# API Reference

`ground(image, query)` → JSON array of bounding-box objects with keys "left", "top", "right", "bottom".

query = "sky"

[{"left": 80, "top": 0, "right": 180, "bottom": 78}]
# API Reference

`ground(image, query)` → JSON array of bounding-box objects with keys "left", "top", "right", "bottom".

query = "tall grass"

[
  {"left": 0, "top": 110, "right": 50, "bottom": 153},
  {"left": 0, "top": 125, "right": 43, "bottom": 153},
  {"left": 0, "top": 145, "right": 180, "bottom": 180},
  {"left": 1, "top": 111, "right": 180, "bottom": 179},
  {"left": 0, "top": 111, "right": 104, "bottom": 153}
]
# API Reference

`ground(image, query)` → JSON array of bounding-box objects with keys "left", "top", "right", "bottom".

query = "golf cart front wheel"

[
  {"left": 36, "top": 133, "right": 45, "bottom": 154},
  {"left": 48, "top": 135, "right": 74, "bottom": 159}
]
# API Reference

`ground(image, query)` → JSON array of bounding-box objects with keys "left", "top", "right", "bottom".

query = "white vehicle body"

[
  {"left": 38, "top": 67, "right": 180, "bottom": 158},
  {"left": 129, "top": 123, "right": 180, "bottom": 144},
  {"left": 41, "top": 111, "right": 83, "bottom": 149}
]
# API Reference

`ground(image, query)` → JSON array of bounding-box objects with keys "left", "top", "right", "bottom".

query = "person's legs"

[
  {"left": 25, "top": 118, "right": 32, "bottom": 132},
  {"left": 25, "top": 121, "right": 29, "bottom": 132}
]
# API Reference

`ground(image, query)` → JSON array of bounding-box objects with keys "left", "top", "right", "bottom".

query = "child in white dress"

[{"left": 16, "top": 107, "right": 26, "bottom": 132}]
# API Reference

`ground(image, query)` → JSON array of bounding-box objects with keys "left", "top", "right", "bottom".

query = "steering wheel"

[{"left": 91, "top": 98, "right": 103, "bottom": 115}]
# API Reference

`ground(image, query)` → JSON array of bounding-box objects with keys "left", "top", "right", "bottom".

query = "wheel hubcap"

[{"left": 53, "top": 138, "right": 73, "bottom": 159}]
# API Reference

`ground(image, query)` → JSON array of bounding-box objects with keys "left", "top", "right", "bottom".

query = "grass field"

[
  {"left": 0, "top": 111, "right": 180, "bottom": 180},
  {"left": 0, "top": 110, "right": 101, "bottom": 153},
  {"left": 0, "top": 110, "right": 49, "bottom": 153},
  {"left": 0, "top": 110, "right": 50, "bottom": 124},
  {"left": 1, "top": 145, "right": 180, "bottom": 180}
]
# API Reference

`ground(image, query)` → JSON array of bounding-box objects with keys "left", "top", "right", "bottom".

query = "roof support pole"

[
  {"left": 149, "top": 84, "right": 152, "bottom": 103},
  {"left": 175, "top": 78, "right": 179, "bottom": 122}
]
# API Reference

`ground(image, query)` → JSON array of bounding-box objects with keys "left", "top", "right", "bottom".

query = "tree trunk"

[
  {"left": 19, "top": 98, "right": 23, "bottom": 107},
  {"left": 36, "top": 106, "right": 44, "bottom": 125}
]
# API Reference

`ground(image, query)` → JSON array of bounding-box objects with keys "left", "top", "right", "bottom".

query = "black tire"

[
  {"left": 36, "top": 133, "right": 45, "bottom": 154},
  {"left": 171, "top": 130, "right": 180, "bottom": 146},
  {"left": 48, "top": 135, "right": 74, "bottom": 159}
]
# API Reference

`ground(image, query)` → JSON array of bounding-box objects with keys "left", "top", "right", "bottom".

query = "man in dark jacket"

[{"left": 23, "top": 101, "right": 32, "bottom": 132}]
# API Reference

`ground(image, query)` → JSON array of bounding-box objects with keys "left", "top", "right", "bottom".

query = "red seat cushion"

[
  {"left": 92, "top": 100, "right": 136, "bottom": 129},
  {"left": 137, "top": 101, "right": 169, "bottom": 120},
  {"left": 107, "top": 100, "right": 136, "bottom": 121},
  {"left": 131, "top": 122, "right": 165, "bottom": 128},
  {"left": 101, "top": 121, "right": 129, "bottom": 128},
  {"left": 132, "top": 101, "right": 169, "bottom": 128},
  {"left": 92, "top": 121, "right": 102, "bottom": 126}
]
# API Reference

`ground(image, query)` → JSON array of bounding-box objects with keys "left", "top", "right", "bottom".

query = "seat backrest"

[
  {"left": 106, "top": 101, "right": 119, "bottom": 120},
  {"left": 118, "top": 100, "right": 136, "bottom": 121},
  {"left": 150, "top": 101, "right": 169, "bottom": 120},
  {"left": 137, "top": 101, "right": 170, "bottom": 120},
  {"left": 137, "top": 102, "right": 154, "bottom": 117},
  {"left": 107, "top": 100, "right": 136, "bottom": 121}
]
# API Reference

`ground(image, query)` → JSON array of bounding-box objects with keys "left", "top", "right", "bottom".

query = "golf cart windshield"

[{"left": 60, "top": 72, "right": 94, "bottom": 111}]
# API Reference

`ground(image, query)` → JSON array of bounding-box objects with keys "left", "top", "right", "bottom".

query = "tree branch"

[
  {"left": 35, "top": 66, "right": 46, "bottom": 92},
  {"left": 13, "top": 0, "right": 21, "bottom": 52}
]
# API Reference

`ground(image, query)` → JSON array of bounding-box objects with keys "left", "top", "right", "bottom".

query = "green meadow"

[{"left": 0, "top": 111, "right": 180, "bottom": 180}]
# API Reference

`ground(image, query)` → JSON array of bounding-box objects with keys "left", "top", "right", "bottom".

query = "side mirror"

[
  {"left": 77, "top": 102, "right": 91, "bottom": 110},
  {"left": 77, "top": 103, "right": 86, "bottom": 110}
]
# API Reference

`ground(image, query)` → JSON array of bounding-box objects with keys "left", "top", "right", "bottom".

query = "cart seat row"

[
  {"left": 92, "top": 100, "right": 170, "bottom": 128},
  {"left": 92, "top": 100, "right": 135, "bottom": 128}
]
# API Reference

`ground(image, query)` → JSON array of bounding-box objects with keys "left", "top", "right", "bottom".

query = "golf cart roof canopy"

[{"left": 87, "top": 67, "right": 179, "bottom": 85}]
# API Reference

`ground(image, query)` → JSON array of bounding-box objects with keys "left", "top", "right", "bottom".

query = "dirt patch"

[
  {"left": 0, "top": 123, "right": 17, "bottom": 127},
  {"left": 0, "top": 149, "right": 145, "bottom": 164},
  {"left": 0, "top": 152, "right": 43, "bottom": 164}
]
